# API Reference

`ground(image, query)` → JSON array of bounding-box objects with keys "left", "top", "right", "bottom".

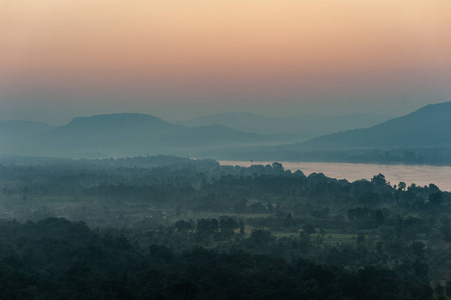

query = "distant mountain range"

[
  {"left": 194, "top": 101, "right": 451, "bottom": 164},
  {"left": 178, "top": 112, "right": 391, "bottom": 138},
  {"left": 1, "top": 102, "right": 449, "bottom": 163},
  {"left": 282, "top": 101, "right": 451, "bottom": 150},
  {"left": 0, "top": 113, "right": 268, "bottom": 157}
]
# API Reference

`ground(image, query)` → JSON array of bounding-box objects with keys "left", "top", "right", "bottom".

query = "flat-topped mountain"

[
  {"left": 54, "top": 113, "right": 179, "bottom": 133},
  {"left": 1, "top": 113, "right": 268, "bottom": 157}
]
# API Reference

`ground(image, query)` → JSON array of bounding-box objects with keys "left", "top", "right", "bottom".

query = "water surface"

[{"left": 219, "top": 161, "right": 451, "bottom": 191}]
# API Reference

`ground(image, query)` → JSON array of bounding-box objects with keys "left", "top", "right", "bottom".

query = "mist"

[{"left": 1, "top": 0, "right": 451, "bottom": 298}]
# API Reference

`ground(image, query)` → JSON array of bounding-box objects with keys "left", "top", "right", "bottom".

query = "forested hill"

[{"left": 287, "top": 101, "right": 451, "bottom": 149}]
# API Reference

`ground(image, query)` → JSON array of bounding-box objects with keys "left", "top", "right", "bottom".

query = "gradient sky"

[{"left": 1, "top": 0, "right": 451, "bottom": 124}]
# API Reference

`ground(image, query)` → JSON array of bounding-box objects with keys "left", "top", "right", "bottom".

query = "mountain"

[
  {"left": 197, "top": 102, "right": 451, "bottom": 165},
  {"left": 2, "top": 104, "right": 450, "bottom": 164},
  {"left": 180, "top": 112, "right": 279, "bottom": 133},
  {"left": 1, "top": 113, "right": 269, "bottom": 157},
  {"left": 44, "top": 114, "right": 181, "bottom": 145},
  {"left": 0, "top": 120, "right": 56, "bottom": 138},
  {"left": 179, "top": 112, "right": 391, "bottom": 140},
  {"left": 53, "top": 113, "right": 179, "bottom": 133},
  {"left": 279, "top": 101, "right": 451, "bottom": 150},
  {"left": 297, "top": 113, "right": 392, "bottom": 136}
]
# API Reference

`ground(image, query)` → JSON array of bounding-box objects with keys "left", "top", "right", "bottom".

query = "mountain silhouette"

[
  {"left": 2, "top": 113, "right": 267, "bottom": 157},
  {"left": 179, "top": 112, "right": 390, "bottom": 140},
  {"left": 284, "top": 101, "right": 451, "bottom": 150}
]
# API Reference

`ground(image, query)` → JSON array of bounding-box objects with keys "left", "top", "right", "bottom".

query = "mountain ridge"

[
  {"left": 280, "top": 101, "right": 451, "bottom": 150},
  {"left": 179, "top": 111, "right": 391, "bottom": 137},
  {"left": 1, "top": 113, "right": 269, "bottom": 157}
]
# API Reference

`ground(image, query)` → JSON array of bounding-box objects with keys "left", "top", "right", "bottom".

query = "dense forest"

[{"left": 1, "top": 156, "right": 451, "bottom": 299}]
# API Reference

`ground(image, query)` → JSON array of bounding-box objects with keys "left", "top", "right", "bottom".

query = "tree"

[
  {"left": 435, "top": 284, "right": 445, "bottom": 296},
  {"left": 210, "top": 218, "right": 219, "bottom": 232},
  {"left": 413, "top": 259, "right": 429, "bottom": 279},
  {"left": 233, "top": 199, "right": 248, "bottom": 214},
  {"left": 371, "top": 173, "right": 386, "bottom": 186},
  {"left": 272, "top": 162, "right": 284, "bottom": 174},
  {"left": 303, "top": 223, "right": 315, "bottom": 235},
  {"left": 239, "top": 221, "right": 245, "bottom": 235},
  {"left": 373, "top": 209, "right": 384, "bottom": 225},
  {"left": 173, "top": 282, "right": 199, "bottom": 299},
  {"left": 428, "top": 183, "right": 440, "bottom": 193},
  {"left": 175, "top": 220, "right": 192, "bottom": 232},
  {"left": 197, "top": 219, "right": 210, "bottom": 233},
  {"left": 357, "top": 232, "right": 365, "bottom": 245},
  {"left": 411, "top": 241, "right": 425, "bottom": 259},
  {"left": 445, "top": 281, "right": 451, "bottom": 297},
  {"left": 429, "top": 192, "right": 444, "bottom": 206},
  {"left": 149, "top": 245, "right": 174, "bottom": 262},
  {"left": 250, "top": 229, "right": 274, "bottom": 244}
]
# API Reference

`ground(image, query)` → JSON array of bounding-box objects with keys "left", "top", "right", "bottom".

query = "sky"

[{"left": 1, "top": 0, "right": 451, "bottom": 124}]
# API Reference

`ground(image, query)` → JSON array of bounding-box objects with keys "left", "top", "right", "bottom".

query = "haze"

[
  {"left": 2, "top": 3, "right": 451, "bottom": 297},
  {"left": 2, "top": 0, "right": 451, "bottom": 124}
]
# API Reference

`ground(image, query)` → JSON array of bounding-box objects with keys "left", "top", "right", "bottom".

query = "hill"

[
  {"left": 1, "top": 113, "right": 269, "bottom": 157},
  {"left": 179, "top": 112, "right": 390, "bottom": 140},
  {"left": 285, "top": 101, "right": 451, "bottom": 150},
  {"left": 200, "top": 102, "right": 451, "bottom": 165}
]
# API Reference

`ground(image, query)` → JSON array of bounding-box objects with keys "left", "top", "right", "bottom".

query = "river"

[{"left": 219, "top": 161, "right": 451, "bottom": 192}]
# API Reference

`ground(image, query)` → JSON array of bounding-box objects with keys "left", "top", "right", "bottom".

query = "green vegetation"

[{"left": 0, "top": 155, "right": 450, "bottom": 299}]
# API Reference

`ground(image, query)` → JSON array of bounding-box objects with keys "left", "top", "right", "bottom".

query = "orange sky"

[{"left": 1, "top": 0, "right": 451, "bottom": 122}]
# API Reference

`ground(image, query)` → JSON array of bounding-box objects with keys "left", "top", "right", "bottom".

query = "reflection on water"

[{"left": 219, "top": 161, "right": 451, "bottom": 192}]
